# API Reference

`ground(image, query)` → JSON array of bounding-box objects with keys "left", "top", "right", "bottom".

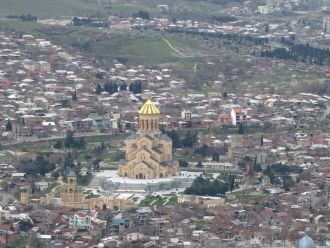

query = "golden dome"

[{"left": 138, "top": 99, "right": 160, "bottom": 115}]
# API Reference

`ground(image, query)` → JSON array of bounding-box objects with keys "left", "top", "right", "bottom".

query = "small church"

[
  {"left": 59, "top": 171, "right": 136, "bottom": 210},
  {"left": 61, "top": 170, "right": 84, "bottom": 203}
]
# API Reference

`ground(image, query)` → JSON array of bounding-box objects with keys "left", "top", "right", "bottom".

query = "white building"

[{"left": 69, "top": 213, "right": 92, "bottom": 230}]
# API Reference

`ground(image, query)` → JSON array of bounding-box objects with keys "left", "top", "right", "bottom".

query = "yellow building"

[
  {"left": 61, "top": 170, "right": 84, "bottom": 203},
  {"left": 118, "top": 100, "right": 180, "bottom": 179},
  {"left": 59, "top": 171, "right": 136, "bottom": 210},
  {"left": 20, "top": 190, "right": 30, "bottom": 205}
]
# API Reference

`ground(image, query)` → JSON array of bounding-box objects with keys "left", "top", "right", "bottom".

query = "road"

[{"left": 1, "top": 132, "right": 130, "bottom": 147}]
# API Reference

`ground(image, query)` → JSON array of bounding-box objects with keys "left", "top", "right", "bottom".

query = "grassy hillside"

[
  {"left": 94, "top": 37, "right": 178, "bottom": 64},
  {"left": 0, "top": 0, "right": 102, "bottom": 17},
  {"left": 0, "top": 19, "right": 209, "bottom": 66},
  {"left": 0, "top": 0, "right": 234, "bottom": 20}
]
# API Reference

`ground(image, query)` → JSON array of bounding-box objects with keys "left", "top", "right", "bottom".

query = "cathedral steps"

[
  {"left": 180, "top": 179, "right": 194, "bottom": 188},
  {"left": 89, "top": 176, "right": 101, "bottom": 188},
  {"left": 116, "top": 183, "right": 147, "bottom": 193}
]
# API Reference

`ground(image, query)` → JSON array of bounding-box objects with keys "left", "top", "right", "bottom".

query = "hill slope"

[{"left": 0, "top": 0, "right": 101, "bottom": 17}]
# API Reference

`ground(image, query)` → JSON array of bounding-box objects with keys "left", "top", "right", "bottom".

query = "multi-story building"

[
  {"left": 231, "top": 107, "right": 249, "bottom": 126},
  {"left": 69, "top": 213, "right": 92, "bottom": 231},
  {"left": 323, "top": 16, "right": 330, "bottom": 32}
]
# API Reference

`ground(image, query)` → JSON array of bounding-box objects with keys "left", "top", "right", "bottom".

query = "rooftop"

[{"left": 138, "top": 99, "right": 160, "bottom": 115}]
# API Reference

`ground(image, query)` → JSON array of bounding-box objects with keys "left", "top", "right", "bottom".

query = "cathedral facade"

[{"left": 118, "top": 100, "right": 180, "bottom": 179}]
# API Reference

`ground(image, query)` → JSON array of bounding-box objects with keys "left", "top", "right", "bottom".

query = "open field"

[
  {"left": 0, "top": 0, "right": 103, "bottom": 17},
  {"left": 0, "top": 19, "right": 212, "bottom": 66},
  {"left": 0, "top": 0, "right": 238, "bottom": 20},
  {"left": 93, "top": 36, "right": 180, "bottom": 64}
]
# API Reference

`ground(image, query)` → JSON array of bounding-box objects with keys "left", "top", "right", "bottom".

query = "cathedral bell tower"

[{"left": 137, "top": 99, "right": 160, "bottom": 132}]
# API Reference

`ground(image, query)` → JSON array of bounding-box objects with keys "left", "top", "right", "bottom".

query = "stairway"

[
  {"left": 180, "top": 179, "right": 194, "bottom": 188},
  {"left": 89, "top": 176, "right": 101, "bottom": 188},
  {"left": 116, "top": 183, "right": 147, "bottom": 193}
]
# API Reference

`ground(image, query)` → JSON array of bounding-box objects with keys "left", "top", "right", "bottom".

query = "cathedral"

[{"left": 118, "top": 99, "right": 180, "bottom": 179}]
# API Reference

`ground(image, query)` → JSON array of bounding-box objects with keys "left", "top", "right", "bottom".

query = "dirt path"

[
  {"left": 162, "top": 38, "right": 186, "bottom": 57},
  {"left": 193, "top": 62, "right": 198, "bottom": 72}
]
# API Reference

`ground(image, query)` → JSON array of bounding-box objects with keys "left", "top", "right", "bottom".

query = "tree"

[
  {"left": 95, "top": 72, "right": 104, "bottom": 79},
  {"left": 325, "top": 57, "right": 330, "bottom": 66},
  {"left": 72, "top": 89, "right": 77, "bottom": 101},
  {"left": 64, "top": 130, "right": 75, "bottom": 148},
  {"left": 129, "top": 80, "right": 143, "bottom": 94},
  {"left": 18, "top": 159, "right": 35, "bottom": 174},
  {"left": 178, "top": 159, "right": 188, "bottom": 167},
  {"left": 18, "top": 156, "right": 55, "bottom": 177},
  {"left": 3, "top": 237, "right": 26, "bottom": 248},
  {"left": 27, "top": 231, "right": 43, "bottom": 248},
  {"left": 52, "top": 171, "right": 60, "bottom": 179},
  {"left": 283, "top": 175, "right": 295, "bottom": 190},
  {"left": 228, "top": 173, "right": 236, "bottom": 192},
  {"left": 195, "top": 144, "right": 210, "bottom": 157},
  {"left": 167, "top": 130, "right": 181, "bottom": 148},
  {"left": 212, "top": 153, "right": 220, "bottom": 162},
  {"left": 196, "top": 161, "right": 203, "bottom": 168},
  {"left": 212, "top": 15, "right": 237, "bottom": 23},
  {"left": 81, "top": 41, "right": 91, "bottom": 52},
  {"left": 93, "top": 159, "right": 101, "bottom": 171},
  {"left": 181, "top": 130, "right": 197, "bottom": 147},
  {"left": 64, "top": 152, "right": 75, "bottom": 170},
  {"left": 133, "top": 10, "right": 150, "bottom": 20},
  {"left": 254, "top": 163, "right": 262, "bottom": 173},
  {"left": 185, "top": 175, "right": 229, "bottom": 196},
  {"left": 5, "top": 120, "right": 12, "bottom": 131},
  {"left": 104, "top": 81, "right": 118, "bottom": 94},
  {"left": 238, "top": 122, "right": 244, "bottom": 134},
  {"left": 53, "top": 140, "right": 62, "bottom": 149},
  {"left": 35, "top": 155, "right": 56, "bottom": 176},
  {"left": 120, "top": 82, "right": 127, "bottom": 91},
  {"left": 19, "top": 219, "right": 32, "bottom": 231},
  {"left": 264, "top": 24, "right": 269, "bottom": 33},
  {"left": 76, "top": 137, "right": 86, "bottom": 149},
  {"left": 95, "top": 84, "right": 103, "bottom": 94}
]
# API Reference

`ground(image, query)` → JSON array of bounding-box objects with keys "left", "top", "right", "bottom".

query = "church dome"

[
  {"left": 299, "top": 235, "right": 315, "bottom": 248},
  {"left": 138, "top": 100, "right": 160, "bottom": 115}
]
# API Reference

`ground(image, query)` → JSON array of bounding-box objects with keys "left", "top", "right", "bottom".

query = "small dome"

[
  {"left": 299, "top": 235, "right": 315, "bottom": 248},
  {"left": 68, "top": 170, "right": 76, "bottom": 177},
  {"left": 138, "top": 99, "right": 160, "bottom": 115}
]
